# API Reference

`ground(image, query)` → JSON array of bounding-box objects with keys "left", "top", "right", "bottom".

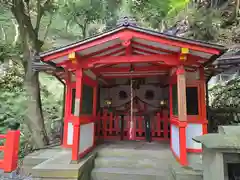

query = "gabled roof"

[
  {"left": 38, "top": 23, "right": 227, "bottom": 80},
  {"left": 40, "top": 24, "right": 226, "bottom": 60}
]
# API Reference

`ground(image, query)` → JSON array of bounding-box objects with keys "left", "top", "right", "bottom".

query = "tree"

[
  {"left": 59, "top": 0, "right": 105, "bottom": 39},
  {"left": 132, "top": 0, "right": 190, "bottom": 30},
  {"left": 1, "top": 0, "right": 58, "bottom": 148},
  {"left": 101, "top": 0, "right": 121, "bottom": 30}
]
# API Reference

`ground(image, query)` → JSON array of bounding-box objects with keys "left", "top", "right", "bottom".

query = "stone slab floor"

[
  {"left": 92, "top": 141, "right": 175, "bottom": 180},
  {"left": 0, "top": 141, "right": 202, "bottom": 180}
]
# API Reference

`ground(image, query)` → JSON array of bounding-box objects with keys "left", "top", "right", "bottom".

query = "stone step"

[
  {"left": 95, "top": 156, "right": 171, "bottom": 169},
  {"left": 97, "top": 148, "right": 172, "bottom": 159},
  {"left": 91, "top": 167, "right": 169, "bottom": 180},
  {"left": 170, "top": 163, "right": 203, "bottom": 180}
]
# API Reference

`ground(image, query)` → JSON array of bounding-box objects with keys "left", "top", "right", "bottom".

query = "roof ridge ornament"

[{"left": 116, "top": 16, "right": 137, "bottom": 27}]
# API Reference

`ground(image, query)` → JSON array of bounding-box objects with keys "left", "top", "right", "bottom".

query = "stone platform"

[
  {"left": 92, "top": 141, "right": 174, "bottom": 180},
  {"left": 21, "top": 146, "right": 96, "bottom": 180},
  {"left": 17, "top": 141, "right": 203, "bottom": 180}
]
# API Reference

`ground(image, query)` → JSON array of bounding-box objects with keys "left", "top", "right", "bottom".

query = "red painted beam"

[
  {"left": 57, "top": 60, "right": 72, "bottom": 67},
  {"left": 102, "top": 72, "right": 167, "bottom": 79},
  {"left": 103, "top": 48, "right": 125, "bottom": 56},
  {"left": 42, "top": 32, "right": 126, "bottom": 61},
  {"left": 93, "top": 66, "right": 170, "bottom": 75},
  {"left": 183, "top": 55, "right": 202, "bottom": 66},
  {"left": 132, "top": 42, "right": 173, "bottom": 54},
  {"left": 134, "top": 47, "right": 160, "bottom": 55},
  {"left": 83, "top": 44, "right": 122, "bottom": 58},
  {"left": 82, "top": 54, "right": 178, "bottom": 68}
]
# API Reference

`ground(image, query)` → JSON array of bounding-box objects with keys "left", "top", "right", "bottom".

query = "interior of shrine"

[{"left": 97, "top": 67, "right": 169, "bottom": 141}]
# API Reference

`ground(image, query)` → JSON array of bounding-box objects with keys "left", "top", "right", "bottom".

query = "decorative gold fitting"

[{"left": 68, "top": 52, "right": 77, "bottom": 64}]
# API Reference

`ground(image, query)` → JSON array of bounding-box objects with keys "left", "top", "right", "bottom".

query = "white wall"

[
  {"left": 67, "top": 122, "right": 73, "bottom": 145},
  {"left": 79, "top": 123, "right": 94, "bottom": 153},
  {"left": 171, "top": 125, "right": 180, "bottom": 158},
  {"left": 186, "top": 123, "right": 202, "bottom": 149},
  {"left": 67, "top": 122, "right": 95, "bottom": 154}
]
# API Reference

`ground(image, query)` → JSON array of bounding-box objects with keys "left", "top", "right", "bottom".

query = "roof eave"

[
  {"left": 39, "top": 25, "right": 227, "bottom": 60},
  {"left": 39, "top": 25, "right": 126, "bottom": 58}
]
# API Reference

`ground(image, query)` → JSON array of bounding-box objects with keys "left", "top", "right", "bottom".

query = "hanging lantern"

[
  {"left": 160, "top": 100, "right": 166, "bottom": 106},
  {"left": 105, "top": 98, "right": 112, "bottom": 106},
  {"left": 104, "top": 88, "right": 112, "bottom": 107},
  {"left": 130, "top": 64, "right": 135, "bottom": 73}
]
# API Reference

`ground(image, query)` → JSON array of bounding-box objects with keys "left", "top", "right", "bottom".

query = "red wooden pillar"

[
  {"left": 63, "top": 71, "right": 71, "bottom": 148},
  {"left": 169, "top": 83, "right": 173, "bottom": 149},
  {"left": 177, "top": 65, "right": 187, "bottom": 166},
  {"left": 72, "top": 68, "right": 83, "bottom": 162},
  {"left": 93, "top": 85, "right": 98, "bottom": 144},
  {"left": 199, "top": 67, "right": 208, "bottom": 134}
]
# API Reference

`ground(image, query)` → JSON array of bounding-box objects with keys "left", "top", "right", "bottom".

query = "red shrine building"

[{"left": 38, "top": 21, "right": 226, "bottom": 166}]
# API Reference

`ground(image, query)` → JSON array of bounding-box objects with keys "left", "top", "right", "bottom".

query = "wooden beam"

[
  {"left": 132, "top": 41, "right": 173, "bottom": 54},
  {"left": 81, "top": 54, "right": 178, "bottom": 68},
  {"left": 177, "top": 65, "right": 187, "bottom": 121},
  {"left": 42, "top": 32, "right": 126, "bottom": 61},
  {"left": 83, "top": 44, "right": 122, "bottom": 58},
  {"left": 176, "top": 65, "right": 188, "bottom": 166},
  {"left": 72, "top": 68, "right": 83, "bottom": 162},
  {"left": 103, "top": 48, "right": 125, "bottom": 56},
  {"left": 102, "top": 72, "right": 167, "bottom": 79},
  {"left": 62, "top": 71, "right": 71, "bottom": 148},
  {"left": 134, "top": 47, "right": 161, "bottom": 55},
  {"left": 93, "top": 66, "right": 170, "bottom": 75}
]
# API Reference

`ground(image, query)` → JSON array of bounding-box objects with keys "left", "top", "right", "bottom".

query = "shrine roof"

[
  {"left": 36, "top": 23, "right": 229, "bottom": 80},
  {"left": 40, "top": 24, "right": 226, "bottom": 60}
]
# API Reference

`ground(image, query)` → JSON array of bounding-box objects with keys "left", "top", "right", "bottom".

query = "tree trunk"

[
  {"left": 22, "top": 38, "right": 49, "bottom": 148},
  {"left": 12, "top": 6, "right": 49, "bottom": 148},
  {"left": 25, "top": 70, "right": 49, "bottom": 148}
]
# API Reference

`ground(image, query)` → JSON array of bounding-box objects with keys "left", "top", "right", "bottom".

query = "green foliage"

[
  {"left": 102, "top": 0, "right": 121, "bottom": 30},
  {"left": 0, "top": 62, "right": 63, "bottom": 157},
  {"left": 59, "top": 0, "right": 105, "bottom": 38},
  {"left": 0, "top": 62, "right": 26, "bottom": 135},
  {"left": 167, "top": 7, "right": 222, "bottom": 41},
  {"left": 209, "top": 78, "right": 240, "bottom": 132},
  {"left": 133, "top": 0, "right": 189, "bottom": 29},
  {"left": 210, "top": 78, "right": 240, "bottom": 109}
]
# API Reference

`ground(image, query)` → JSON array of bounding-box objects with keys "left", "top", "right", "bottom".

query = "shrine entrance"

[{"left": 95, "top": 68, "right": 170, "bottom": 143}]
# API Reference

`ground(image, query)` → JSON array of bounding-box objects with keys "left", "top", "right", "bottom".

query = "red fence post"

[
  {"left": 3, "top": 130, "right": 20, "bottom": 172},
  {"left": 162, "top": 110, "right": 169, "bottom": 140},
  {"left": 103, "top": 111, "right": 108, "bottom": 139},
  {"left": 156, "top": 113, "right": 161, "bottom": 137},
  {"left": 109, "top": 112, "right": 113, "bottom": 136}
]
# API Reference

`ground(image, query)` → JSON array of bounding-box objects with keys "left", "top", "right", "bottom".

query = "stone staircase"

[{"left": 91, "top": 146, "right": 174, "bottom": 180}]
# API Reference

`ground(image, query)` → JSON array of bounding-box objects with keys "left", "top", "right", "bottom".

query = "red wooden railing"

[
  {"left": 0, "top": 130, "right": 20, "bottom": 172},
  {"left": 95, "top": 111, "right": 170, "bottom": 141},
  {"left": 151, "top": 112, "right": 169, "bottom": 141}
]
